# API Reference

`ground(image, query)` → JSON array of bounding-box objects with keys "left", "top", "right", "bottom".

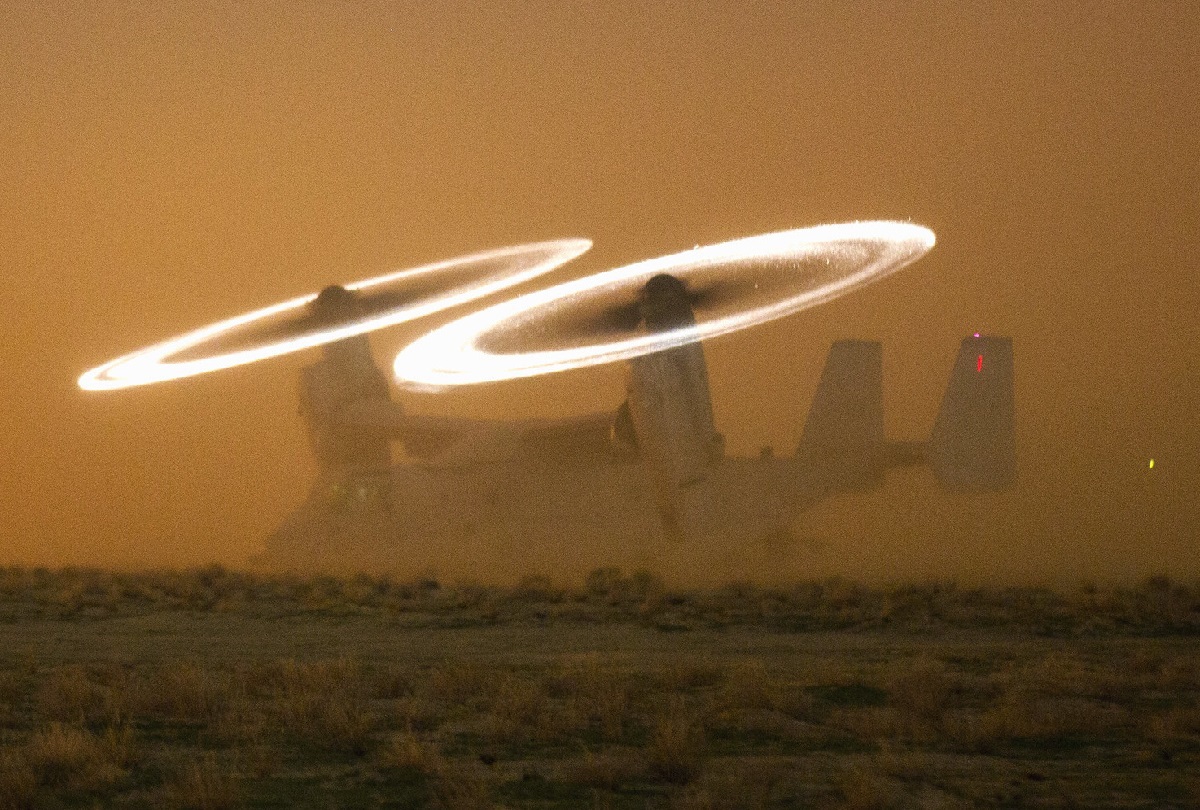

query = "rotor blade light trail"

[
  {"left": 393, "top": 222, "right": 935, "bottom": 386},
  {"left": 78, "top": 239, "right": 592, "bottom": 390}
]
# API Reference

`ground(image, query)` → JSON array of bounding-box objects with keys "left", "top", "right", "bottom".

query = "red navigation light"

[{"left": 977, "top": 354, "right": 983, "bottom": 373}]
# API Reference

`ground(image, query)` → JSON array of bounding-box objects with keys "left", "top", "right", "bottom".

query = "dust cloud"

[{"left": 1, "top": 3, "right": 1195, "bottom": 584}]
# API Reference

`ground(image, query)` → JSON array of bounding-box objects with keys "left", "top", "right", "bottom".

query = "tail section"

[
  {"left": 796, "top": 340, "right": 885, "bottom": 492},
  {"left": 928, "top": 336, "right": 1015, "bottom": 491},
  {"left": 627, "top": 333, "right": 1014, "bottom": 536}
]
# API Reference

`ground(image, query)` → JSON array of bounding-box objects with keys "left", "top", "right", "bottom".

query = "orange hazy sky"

[{"left": 1, "top": 1, "right": 1196, "bottom": 582}]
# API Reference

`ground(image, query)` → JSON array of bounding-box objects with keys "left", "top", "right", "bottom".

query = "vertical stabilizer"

[
  {"left": 797, "top": 340, "right": 885, "bottom": 492},
  {"left": 929, "top": 336, "right": 1015, "bottom": 491}
]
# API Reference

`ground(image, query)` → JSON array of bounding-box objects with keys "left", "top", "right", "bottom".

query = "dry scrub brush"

[
  {"left": 3, "top": 566, "right": 1200, "bottom": 633},
  {"left": 0, "top": 722, "right": 134, "bottom": 806},
  {"left": 160, "top": 751, "right": 240, "bottom": 810},
  {"left": 648, "top": 696, "right": 707, "bottom": 785},
  {"left": 2, "top": 571, "right": 1199, "bottom": 807},
  {"left": 269, "top": 658, "right": 377, "bottom": 754}
]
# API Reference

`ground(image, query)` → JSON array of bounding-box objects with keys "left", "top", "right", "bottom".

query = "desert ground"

[{"left": 0, "top": 566, "right": 1197, "bottom": 809}]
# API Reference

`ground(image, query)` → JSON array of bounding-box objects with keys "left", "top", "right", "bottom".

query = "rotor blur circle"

[
  {"left": 392, "top": 222, "right": 934, "bottom": 386},
  {"left": 78, "top": 239, "right": 592, "bottom": 390}
]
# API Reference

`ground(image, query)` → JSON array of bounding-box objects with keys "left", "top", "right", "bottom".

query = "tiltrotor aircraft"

[
  {"left": 261, "top": 240, "right": 1015, "bottom": 578},
  {"left": 77, "top": 226, "right": 1014, "bottom": 579}
]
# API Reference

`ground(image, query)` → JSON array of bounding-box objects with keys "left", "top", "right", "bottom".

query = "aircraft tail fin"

[
  {"left": 796, "top": 340, "right": 885, "bottom": 492},
  {"left": 928, "top": 336, "right": 1016, "bottom": 491}
]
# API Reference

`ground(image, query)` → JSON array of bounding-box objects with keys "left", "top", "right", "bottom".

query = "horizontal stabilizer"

[
  {"left": 797, "top": 340, "right": 884, "bottom": 492},
  {"left": 929, "top": 336, "right": 1015, "bottom": 491}
]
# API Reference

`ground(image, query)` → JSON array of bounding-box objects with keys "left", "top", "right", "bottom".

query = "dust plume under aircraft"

[{"left": 257, "top": 223, "right": 1014, "bottom": 578}]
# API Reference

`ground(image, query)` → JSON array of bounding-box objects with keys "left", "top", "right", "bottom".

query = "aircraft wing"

[{"left": 399, "top": 412, "right": 616, "bottom": 462}]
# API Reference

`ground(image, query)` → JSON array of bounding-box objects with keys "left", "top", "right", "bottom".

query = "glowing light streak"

[
  {"left": 78, "top": 239, "right": 591, "bottom": 390},
  {"left": 977, "top": 354, "right": 984, "bottom": 372},
  {"left": 1149, "top": 459, "right": 1155, "bottom": 469},
  {"left": 394, "top": 221, "right": 935, "bottom": 387}
]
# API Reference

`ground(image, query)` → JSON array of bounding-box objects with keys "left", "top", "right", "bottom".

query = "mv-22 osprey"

[{"left": 260, "top": 228, "right": 1015, "bottom": 578}]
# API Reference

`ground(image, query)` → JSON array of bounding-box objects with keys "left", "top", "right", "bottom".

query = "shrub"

[
  {"left": 36, "top": 666, "right": 97, "bottom": 723},
  {"left": 272, "top": 659, "right": 375, "bottom": 753},
  {"left": 377, "top": 730, "right": 445, "bottom": 774},
  {"left": 162, "top": 752, "right": 239, "bottom": 810},
  {"left": 565, "top": 660, "right": 631, "bottom": 742},
  {"left": 25, "top": 722, "right": 126, "bottom": 793},
  {"left": 141, "top": 662, "right": 231, "bottom": 723},
  {"left": 562, "top": 748, "right": 645, "bottom": 792},
  {"left": 482, "top": 673, "right": 545, "bottom": 744},
  {"left": 887, "top": 658, "right": 958, "bottom": 736},
  {"left": 0, "top": 745, "right": 36, "bottom": 810},
  {"left": 648, "top": 696, "right": 706, "bottom": 785}
]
